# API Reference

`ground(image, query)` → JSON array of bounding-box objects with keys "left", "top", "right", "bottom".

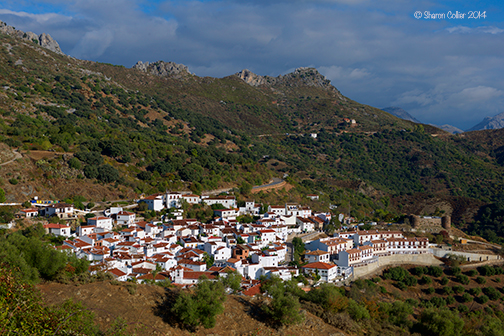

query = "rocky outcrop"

[
  {"left": 236, "top": 69, "right": 268, "bottom": 86},
  {"left": 235, "top": 67, "right": 337, "bottom": 92},
  {"left": 132, "top": 61, "right": 192, "bottom": 79},
  {"left": 38, "top": 33, "right": 62, "bottom": 54},
  {"left": 0, "top": 20, "right": 63, "bottom": 54}
]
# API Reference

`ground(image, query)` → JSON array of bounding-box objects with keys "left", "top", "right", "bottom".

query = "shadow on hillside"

[
  {"left": 233, "top": 296, "right": 271, "bottom": 323},
  {"left": 152, "top": 288, "right": 181, "bottom": 327}
]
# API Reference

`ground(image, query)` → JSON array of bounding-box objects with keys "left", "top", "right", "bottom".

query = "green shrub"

[
  {"left": 441, "top": 276, "right": 449, "bottom": 285},
  {"left": 395, "top": 281, "right": 407, "bottom": 291},
  {"left": 476, "top": 276, "right": 486, "bottom": 284},
  {"left": 383, "top": 266, "right": 409, "bottom": 281},
  {"left": 428, "top": 266, "right": 443, "bottom": 277},
  {"left": 483, "top": 287, "right": 501, "bottom": 301},
  {"left": 426, "top": 287, "right": 435, "bottom": 294},
  {"left": 450, "top": 267, "right": 461, "bottom": 276},
  {"left": 68, "top": 157, "right": 82, "bottom": 170},
  {"left": 456, "top": 274, "right": 470, "bottom": 285},
  {"left": 446, "top": 295, "right": 456, "bottom": 305},
  {"left": 411, "top": 266, "right": 425, "bottom": 276},
  {"left": 430, "top": 296, "right": 446, "bottom": 308},
  {"left": 479, "top": 265, "right": 496, "bottom": 276},
  {"left": 403, "top": 275, "right": 418, "bottom": 287},
  {"left": 421, "top": 275, "right": 432, "bottom": 285},
  {"left": 8, "top": 178, "right": 18, "bottom": 185},
  {"left": 469, "top": 287, "right": 482, "bottom": 296},
  {"left": 443, "top": 286, "right": 453, "bottom": 295},
  {"left": 466, "top": 269, "right": 478, "bottom": 277},
  {"left": 457, "top": 304, "right": 469, "bottom": 313},
  {"left": 452, "top": 285, "right": 465, "bottom": 294},
  {"left": 461, "top": 293, "right": 473, "bottom": 302},
  {"left": 477, "top": 295, "right": 490, "bottom": 304}
]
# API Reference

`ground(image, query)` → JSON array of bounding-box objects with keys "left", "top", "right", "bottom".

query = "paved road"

[{"left": 252, "top": 178, "right": 284, "bottom": 189}]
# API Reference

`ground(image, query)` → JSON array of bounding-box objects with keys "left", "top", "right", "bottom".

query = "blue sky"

[{"left": 1, "top": 0, "right": 503, "bottom": 130}]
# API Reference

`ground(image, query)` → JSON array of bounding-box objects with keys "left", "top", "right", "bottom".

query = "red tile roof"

[{"left": 302, "top": 262, "right": 336, "bottom": 270}]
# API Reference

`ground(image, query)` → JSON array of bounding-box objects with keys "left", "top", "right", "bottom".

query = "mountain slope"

[
  {"left": 1, "top": 23, "right": 504, "bottom": 221},
  {"left": 466, "top": 111, "right": 504, "bottom": 131}
]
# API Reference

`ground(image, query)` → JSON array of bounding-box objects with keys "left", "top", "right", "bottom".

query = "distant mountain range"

[
  {"left": 437, "top": 124, "right": 463, "bottom": 134},
  {"left": 382, "top": 106, "right": 504, "bottom": 133},
  {"left": 381, "top": 106, "right": 463, "bottom": 134},
  {"left": 466, "top": 111, "right": 504, "bottom": 132},
  {"left": 381, "top": 107, "right": 420, "bottom": 123}
]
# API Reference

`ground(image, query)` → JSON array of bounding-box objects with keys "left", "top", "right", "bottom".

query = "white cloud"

[
  {"left": 447, "top": 25, "right": 504, "bottom": 35},
  {"left": 0, "top": 9, "right": 65, "bottom": 23},
  {"left": 455, "top": 86, "right": 503, "bottom": 102}
]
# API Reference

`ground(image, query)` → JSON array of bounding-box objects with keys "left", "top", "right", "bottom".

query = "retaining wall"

[
  {"left": 353, "top": 253, "right": 442, "bottom": 278},
  {"left": 430, "top": 248, "right": 501, "bottom": 262}
]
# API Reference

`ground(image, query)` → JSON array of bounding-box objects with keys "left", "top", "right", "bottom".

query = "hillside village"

[{"left": 9, "top": 190, "right": 445, "bottom": 293}]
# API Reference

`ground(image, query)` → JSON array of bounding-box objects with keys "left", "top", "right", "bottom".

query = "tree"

[
  {"left": 0, "top": 263, "right": 100, "bottom": 335},
  {"left": 306, "top": 283, "right": 348, "bottom": 312},
  {"left": 263, "top": 281, "right": 304, "bottom": 326},
  {"left": 292, "top": 237, "right": 305, "bottom": 258},
  {"left": 380, "top": 301, "right": 413, "bottom": 327},
  {"left": 239, "top": 181, "right": 252, "bottom": 195},
  {"left": 347, "top": 299, "right": 370, "bottom": 321},
  {"left": 221, "top": 270, "right": 242, "bottom": 293},
  {"left": 0, "top": 188, "right": 6, "bottom": 203},
  {"left": 137, "top": 202, "right": 149, "bottom": 212},
  {"left": 203, "top": 253, "right": 214, "bottom": 268},
  {"left": 180, "top": 163, "right": 203, "bottom": 182},
  {"left": 172, "top": 277, "right": 226, "bottom": 330},
  {"left": 97, "top": 164, "right": 120, "bottom": 183},
  {"left": 68, "top": 157, "right": 82, "bottom": 170}
]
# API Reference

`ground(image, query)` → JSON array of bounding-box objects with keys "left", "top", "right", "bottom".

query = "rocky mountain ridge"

[
  {"left": 0, "top": 20, "right": 63, "bottom": 54},
  {"left": 235, "top": 67, "right": 340, "bottom": 94},
  {"left": 466, "top": 111, "right": 504, "bottom": 132}
]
